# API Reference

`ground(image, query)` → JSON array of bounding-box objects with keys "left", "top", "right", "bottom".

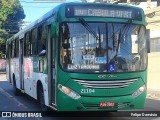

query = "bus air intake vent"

[{"left": 74, "top": 78, "right": 138, "bottom": 89}]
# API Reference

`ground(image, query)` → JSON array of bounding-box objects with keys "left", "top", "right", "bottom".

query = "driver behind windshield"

[{"left": 95, "top": 39, "right": 116, "bottom": 63}]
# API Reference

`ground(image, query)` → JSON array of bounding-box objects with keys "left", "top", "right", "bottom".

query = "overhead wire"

[
  {"left": 19, "top": 0, "right": 64, "bottom": 3},
  {"left": 19, "top": 0, "right": 59, "bottom": 8},
  {"left": 21, "top": 6, "right": 54, "bottom": 8}
]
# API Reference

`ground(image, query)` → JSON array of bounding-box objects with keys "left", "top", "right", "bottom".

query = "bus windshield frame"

[{"left": 59, "top": 22, "right": 147, "bottom": 73}]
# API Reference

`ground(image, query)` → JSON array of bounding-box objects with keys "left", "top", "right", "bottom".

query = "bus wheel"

[
  {"left": 13, "top": 75, "right": 21, "bottom": 96},
  {"left": 39, "top": 85, "right": 49, "bottom": 111}
]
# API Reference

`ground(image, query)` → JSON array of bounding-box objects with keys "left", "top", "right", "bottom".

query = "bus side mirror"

[
  {"left": 39, "top": 50, "right": 46, "bottom": 56},
  {"left": 146, "top": 29, "right": 150, "bottom": 53}
]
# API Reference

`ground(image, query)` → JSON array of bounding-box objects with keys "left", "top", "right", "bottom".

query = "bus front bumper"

[{"left": 57, "top": 90, "right": 147, "bottom": 111}]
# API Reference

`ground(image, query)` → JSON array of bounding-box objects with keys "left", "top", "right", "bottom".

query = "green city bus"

[{"left": 6, "top": 2, "right": 149, "bottom": 111}]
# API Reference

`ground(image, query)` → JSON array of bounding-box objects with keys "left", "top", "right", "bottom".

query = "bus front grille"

[
  {"left": 81, "top": 102, "right": 131, "bottom": 110},
  {"left": 74, "top": 78, "right": 138, "bottom": 89}
]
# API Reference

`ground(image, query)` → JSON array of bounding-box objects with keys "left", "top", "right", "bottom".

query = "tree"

[
  {"left": 0, "top": 0, "right": 25, "bottom": 58},
  {"left": 3, "top": 0, "right": 25, "bottom": 35}
]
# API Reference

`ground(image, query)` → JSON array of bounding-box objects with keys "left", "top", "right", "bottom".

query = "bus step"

[
  {"left": 48, "top": 104, "right": 57, "bottom": 111},
  {"left": 21, "top": 90, "right": 25, "bottom": 93}
]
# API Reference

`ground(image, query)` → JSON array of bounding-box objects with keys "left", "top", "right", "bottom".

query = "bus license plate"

[{"left": 100, "top": 102, "right": 115, "bottom": 107}]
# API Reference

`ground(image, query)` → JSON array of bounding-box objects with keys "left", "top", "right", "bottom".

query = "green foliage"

[
  {"left": 0, "top": 0, "right": 25, "bottom": 58},
  {"left": 0, "top": 0, "right": 14, "bottom": 23},
  {"left": 0, "top": 29, "right": 8, "bottom": 43}
]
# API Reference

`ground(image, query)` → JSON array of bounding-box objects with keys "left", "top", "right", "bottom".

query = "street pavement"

[
  {"left": 0, "top": 86, "right": 28, "bottom": 111},
  {"left": 0, "top": 75, "right": 29, "bottom": 111}
]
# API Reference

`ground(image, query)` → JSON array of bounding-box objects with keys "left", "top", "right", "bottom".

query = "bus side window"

[
  {"left": 11, "top": 41, "right": 15, "bottom": 58},
  {"left": 24, "top": 32, "right": 31, "bottom": 57},
  {"left": 29, "top": 32, "right": 32, "bottom": 55},
  {"left": 14, "top": 39, "right": 17, "bottom": 58},
  {"left": 31, "top": 28, "right": 37, "bottom": 55},
  {"left": 15, "top": 38, "right": 19, "bottom": 57},
  {"left": 13, "top": 40, "right": 16, "bottom": 58},
  {"left": 42, "top": 25, "right": 46, "bottom": 50},
  {"left": 24, "top": 36, "right": 26, "bottom": 57},
  {"left": 38, "top": 25, "right": 42, "bottom": 54},
  {"left": 10, "top": 42, "right": 12, "bottom": 58},
  {"left": 38, "top": 24, "right": 46, "bottom": 54}
]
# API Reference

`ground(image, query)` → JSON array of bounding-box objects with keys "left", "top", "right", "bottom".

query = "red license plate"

[{"left": 100, "top": 102, "right": 115, "bottom": 107}]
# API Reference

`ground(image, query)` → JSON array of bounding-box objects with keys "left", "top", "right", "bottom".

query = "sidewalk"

[
  {"left": 147, "top": 53, "right": 160, "bottom": 99},
  {"left": 0, "top": 73, "right": 6, "bottom": 80}
]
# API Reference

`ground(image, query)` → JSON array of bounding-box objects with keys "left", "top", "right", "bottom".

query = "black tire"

[
  {"left": 13, "top": 76, "right": 21, "bottom": 96},
  {"left": 38, "top": 85, "right": 49, "bottom": 111}
]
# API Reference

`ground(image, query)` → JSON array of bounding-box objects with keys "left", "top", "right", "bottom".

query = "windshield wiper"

[
  {"left": 78, "top": 18, "right": 99, "bottom": 40},
  {"left": 78, "top": 18, "right": 102, "bottom": 53},
  {"left": 114, "top": 20, "right": 132, "bottom": 59}
]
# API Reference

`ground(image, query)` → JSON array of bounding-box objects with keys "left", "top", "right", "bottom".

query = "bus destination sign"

[
  {"left": 66, "top": 5, "right": 142, "bottom": 20},
  {"left": 74, "top": 7, "right": 132, "bottom": 18}
]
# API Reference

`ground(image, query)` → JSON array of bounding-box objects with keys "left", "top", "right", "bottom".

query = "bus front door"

[
  {"left": 47, "top": 25, "right": 56, "bottom": 107},
  {"left": 8, "top": 44, "right": 12, "bottom": 83}
]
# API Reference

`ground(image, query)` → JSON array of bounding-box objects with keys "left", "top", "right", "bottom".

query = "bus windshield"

[{"left": 60, "top": 22, "right": 147, "bottom": 73}]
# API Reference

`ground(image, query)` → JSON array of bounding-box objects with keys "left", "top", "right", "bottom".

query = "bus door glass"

[
  {"left": 47, "top": 24, "right": 56, "bottom": 105},
  {"left": 8, "top": 44, "right": 12, "bottom": 83},
  {"left": 19, "top": 38, "right": 24, "bottom": 90}
]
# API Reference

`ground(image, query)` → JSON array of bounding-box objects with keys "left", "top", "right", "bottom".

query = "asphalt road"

[{"left": 0, "top": 77, "right": 160, "bottom": 120}]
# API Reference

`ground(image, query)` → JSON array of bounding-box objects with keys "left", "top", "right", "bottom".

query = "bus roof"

[{"left": 6, "top": 2, "right": 144, "bottom": 44}]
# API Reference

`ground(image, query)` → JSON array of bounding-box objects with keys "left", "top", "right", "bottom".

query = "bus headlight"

[
  {"left": 132, "top": 85, "right": 146, "bottom": 97},
  {"left": 58, "top": 84, "right": 81, "bottom": 99}
]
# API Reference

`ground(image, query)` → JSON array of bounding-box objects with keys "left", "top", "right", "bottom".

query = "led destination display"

[
  {"left": 66, "top": 5, "right": 142, "bottom": 20},
  {"left": 74, "top": 8, "right": 132, "bottom": 18}
]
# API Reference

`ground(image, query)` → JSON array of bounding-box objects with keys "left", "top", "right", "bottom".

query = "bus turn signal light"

[
  {"left": 58, "top": 84, "right": 81, "bottom": 100},
  {"left": 132, "top": 85, "right": 146, "bottom": 97}
]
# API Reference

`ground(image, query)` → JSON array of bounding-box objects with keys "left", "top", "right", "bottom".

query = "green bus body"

[{"left": 6, "top": 2, "right": 148, "bottom": 111}]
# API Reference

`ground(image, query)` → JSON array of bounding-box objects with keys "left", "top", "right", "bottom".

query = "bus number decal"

[{"left": 81, "top": 89, "right": 95, "bottom": 94}]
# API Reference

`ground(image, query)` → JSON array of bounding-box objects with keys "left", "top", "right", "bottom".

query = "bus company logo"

[
  {"left": 98, "top": 75, "right": 117, "bottom": 78},
  {"left": 2, "top": 112, "right": 11, "bottom": 117}
]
